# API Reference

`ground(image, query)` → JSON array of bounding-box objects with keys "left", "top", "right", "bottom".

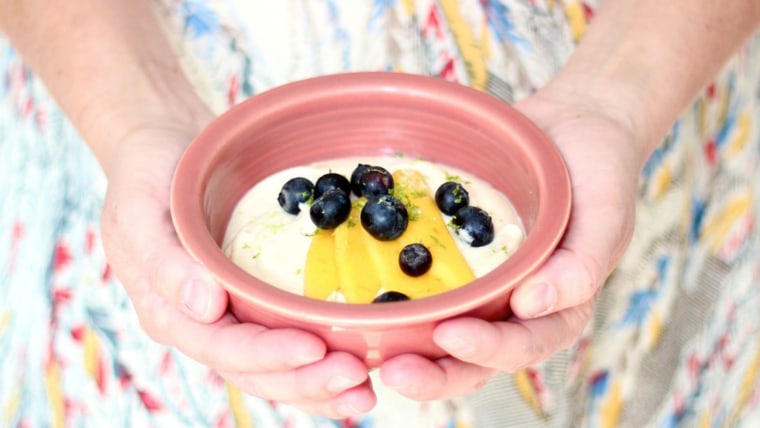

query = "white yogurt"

[{"left": 222, "top": 156, "right": 525, "bottom": 298}]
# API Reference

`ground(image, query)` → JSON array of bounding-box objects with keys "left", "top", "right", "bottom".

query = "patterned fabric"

[{"left": 1, "top": 1, "right": 759, "bottom": 427}]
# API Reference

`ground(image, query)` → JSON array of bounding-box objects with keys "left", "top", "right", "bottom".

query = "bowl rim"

[{"left": 170, "top": 71, "right": 571, "bottom": 328}]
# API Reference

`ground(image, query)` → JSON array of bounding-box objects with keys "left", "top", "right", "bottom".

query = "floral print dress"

[{"left": 2, "top": 1, "right": 759, "bottom": 427}]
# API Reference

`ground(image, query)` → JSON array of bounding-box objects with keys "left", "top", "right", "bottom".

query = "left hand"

[
  {"left": 100, "top": 120, "right": 375, "bottom": 418},
  {"left": 377, "top": 90, "right": 644, "bottom": 400}
]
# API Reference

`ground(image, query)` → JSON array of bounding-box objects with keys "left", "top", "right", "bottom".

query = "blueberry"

[
  {"left": 451, "top": 206, "right": 495, "bottom": 247},
  {"left": 314, "top": 172, "right": 351, "bottom": 199},
  {"left": 359, "top": 168, "right": 394, "bottom": 197},
  {"left": 399, "top": 243, "right": 432, "bottom": 277},
  {"left": 277, "top": 177, "right": 314, "bottom": 214},
  {"left": 350, "top": 163, "right": 372, "bottom": 196},
  {"left": 360, "top": 194, "right": 409, "bottom": 240},
  {"left": 372, "top": 291, "right": 410, "bottom": 303},
  {"left": 435, "top": 181, "right": 470, "bottom": 215},
  {"left": 351, "top": 164, "right": 394, "bottom": 197},
  {"left": 309, "top": 188, "right": 351, "bottom": 229}
]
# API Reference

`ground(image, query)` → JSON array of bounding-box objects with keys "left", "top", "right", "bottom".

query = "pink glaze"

[{"left": 170, "top": 72, "right": 571, "bottom": 367}]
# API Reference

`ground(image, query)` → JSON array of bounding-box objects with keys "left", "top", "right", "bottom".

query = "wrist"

[
  {"left": 1, "top": 0, "right": 214, "bottom": 177},
  {"left": 76, "top": 58, "right": 214, "bottom": 177},
  {"left": 535, "top": 0, "right": 760, "bottom": 170},
  {"left": 535, "top": 66, "right": 665, "bottom": 169}
]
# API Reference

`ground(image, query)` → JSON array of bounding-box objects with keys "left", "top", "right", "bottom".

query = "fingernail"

[
  {"left": 439, "top": 331, "right": 476, "bottom": 357},
  {"left": 182, "top": 280, "right": 210, "bottom": 320},
  {"left": 327, "top": 375, "right": 360, "bottom": 393},
  {"left": 521, "top": 282, "right": 557, "bottom": 318}
]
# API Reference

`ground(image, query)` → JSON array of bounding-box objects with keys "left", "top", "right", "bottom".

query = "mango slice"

[
  {"left": 333, "top": 203, "right": 383, "bottom": 303},
  {"left": 303, "top": 169, "right": 476, "bottom": 303},
  {"left": 366, "top": 170, "right": 476, "bottom": 299},
  {"left": 303, "top": 230, "right": 340, "bottom": 300}
]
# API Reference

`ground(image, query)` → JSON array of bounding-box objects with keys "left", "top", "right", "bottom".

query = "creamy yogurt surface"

[{"left": 222, "top": 156, "right": 525, "bottom": 298}]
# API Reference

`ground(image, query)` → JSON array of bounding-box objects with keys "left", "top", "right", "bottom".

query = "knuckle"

[
  {"left": 298, "top": 401, "right": 349, "bottom": 420},
  {"left": 226, "top": 373, "right": 267, "bottom": 400},
  {"left": 134, "top": 294, "right": 173, "bottom": 345},
  {"left": 469, "top": 376, "right": 490, "bottom": 394},
  {"left": 137, "top": 309, "right": 170, "bottom": 345},
  {"left": 551, "top": 304, "right": 593, "bottom": 354},
  {"left": 525, "top": 337, "right": 550, "bottom": 365},
  {"left": 572, "top": 249, "right": 605, "bottom": 299},
  {"left": 145, "top": 250, "right": 185, "bottom": 304},
  {"left": 499, "top": 323, "right": 549, "bottom": 372}
]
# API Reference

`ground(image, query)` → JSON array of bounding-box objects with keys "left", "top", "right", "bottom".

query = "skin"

[{"left": 1, "top": 0, "right": 759, "bottom": 418}]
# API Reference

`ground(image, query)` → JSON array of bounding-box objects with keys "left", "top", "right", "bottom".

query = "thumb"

[
  {"left": 146, "top": 235, "right": 228, "bottom": 323},
  {"left": 509, "top": 200, "right": 634, "bottom": 319},
  {"left": 101, "top": 172, "right": 228, "bottom": 324}
]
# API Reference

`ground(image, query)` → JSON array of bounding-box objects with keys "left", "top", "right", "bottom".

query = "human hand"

[
  {"left": 378, "top": 90, "right": 644, "bottom": 400},
  {"left": 99, "top": 119, "right": 376, "bottom": 418}
]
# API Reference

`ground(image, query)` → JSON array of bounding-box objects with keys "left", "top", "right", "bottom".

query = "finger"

[
  {"left": 220, "top": 352, "right": 369, "bottom": 403},
  {"left": 380, "top": 354, "right": 494, "bottom": 401},
  {"left": 288, "top": 381, "right": 377, "bottom": 419},
  {"left": 131, "top": 290, "right": 327, "bottom": 373},
  {"left": 509, "top": 198, "right": 633, "bottom": 319},
  {"left": 434, "top": 305, "right": 592, "bottom": 371}
]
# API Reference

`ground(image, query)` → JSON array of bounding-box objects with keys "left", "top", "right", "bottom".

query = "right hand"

[
  {"left": 99, "top": 118, "right": 376, "bottom": 418},
  {"left": 379, "top": 87, "right": 644, "bottom": 402}
]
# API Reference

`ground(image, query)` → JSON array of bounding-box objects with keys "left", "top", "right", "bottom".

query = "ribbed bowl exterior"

[{"left": 171, "top": 72, "right": 571, "bottom": 367}]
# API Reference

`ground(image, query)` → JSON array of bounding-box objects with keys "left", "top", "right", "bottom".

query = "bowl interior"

[{"left": 171, "top": 72, "right": 571, "bottom": 327}]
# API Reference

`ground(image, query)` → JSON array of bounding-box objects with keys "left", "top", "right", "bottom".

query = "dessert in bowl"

[
  {"left": 222, "top": 155, "right": 527, "bottom": 303},
  {"left": 170, "top": 71, "right": 571, "bottom": 367}
]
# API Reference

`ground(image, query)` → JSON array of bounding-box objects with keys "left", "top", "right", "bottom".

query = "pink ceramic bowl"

[{"left": 171, "top": 72, "right": 571, "bottom": 367}]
